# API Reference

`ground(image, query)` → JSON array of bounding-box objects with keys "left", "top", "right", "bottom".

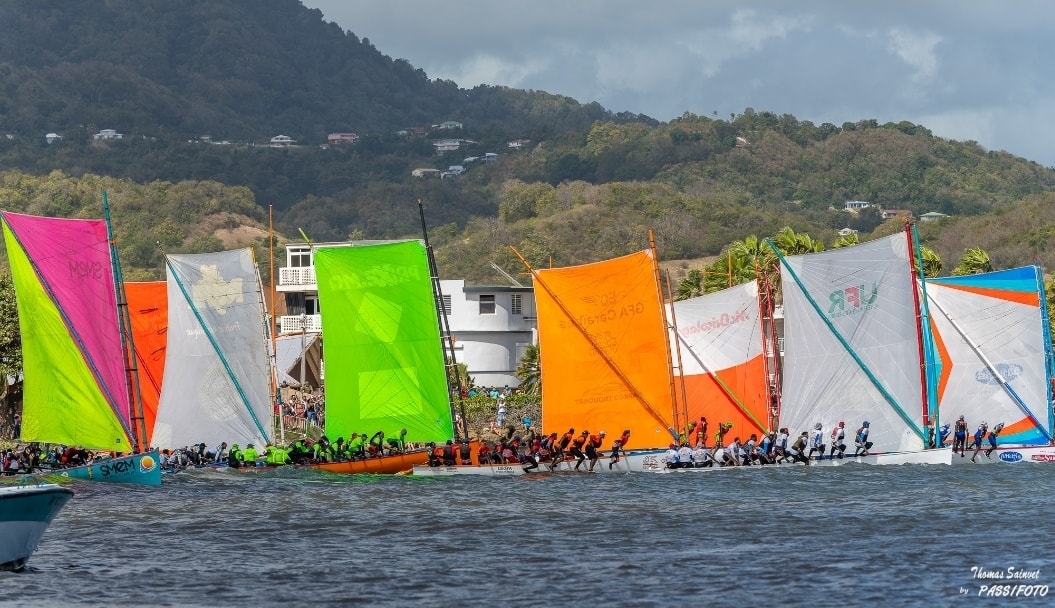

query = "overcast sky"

[{"left": 304, "top": 0, "right": 1055, "bottom": 168}]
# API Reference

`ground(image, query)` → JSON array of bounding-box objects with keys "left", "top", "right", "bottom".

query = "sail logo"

[
  {"left": 828, "top": 283, "right": 878, "bottom": 318},
  {"left": 681, "top": 309, "right": 751, "bottom": 335},
  {"left": 191, "top": 264, "right": 244, "bottom": 314},
  {"left": 974, "top": 363, "right": 1024, "bottom": 385},
  {"left": 1000, "top": 451, "right": 1023, "bottom": 463},
  {"left": 68, "top": 259, "right": 105, "bottom": 281}
]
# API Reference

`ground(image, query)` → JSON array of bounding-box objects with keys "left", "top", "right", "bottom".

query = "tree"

[
  {"left": 951, "top": 247, "right": 992, "bottom": 276},
  {"left": 515, "top": 343, "right": 540, "bottom": 396},
  {"left": 918, "top": 246, "right": 942, "bottom": 278},
  {"left": 0, "top": 275, "right": 21, "bottom": 437}
]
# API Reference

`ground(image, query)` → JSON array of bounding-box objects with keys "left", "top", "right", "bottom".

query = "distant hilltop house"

[
  {"left": 881, "top": 209, "right": 912, "bottom": 220},
  {"left": 45, "top": 133, "right": 63, "bottom": 144},
  {"left": 433, "top": 139, "right": 462, "bottom": 153},
  {"left": 327, "top": 132, "right": 358, "bottom": 145},
  {"left": 837, "top": 227, "right": 858, "bottom": 237},
  {"left": 844, "top": 200, "right": 871, "bottom": 211},
  {"left": 412, "top": 168, "right": 441, "bottom": 178},
  {"left": 432, "top": 120, "right": 463, "bottom": 130},
  {"left": 93, "top": 129, "right": 123, "bottom": 140},
  {"left": 507, "top": 138, "right": 531, "bottom": 149},
  {"left": 270, "top": 135, "right": 296, "bottom": 147},
  {"left": 441, "top": 165, "right": 465, "bottom": 179},
  {"left": 735, "top": 136, "right": 749, "bottom": 147},
  {"left": 920, "top": 211, "right": 950, "bottom": 222}
]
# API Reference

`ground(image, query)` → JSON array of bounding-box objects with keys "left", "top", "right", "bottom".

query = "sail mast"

[
  {"left": 269, "top": 205, "right": 285, "bottom": 444},
  {"left": 417, "top": 199, "right": 468, "bottom": 440},
  {"left": 905, "top": 221, "right": 933, "bottom": 433},
  {"left": 104, "top": 191, "right": 148, "bottom": 452}
]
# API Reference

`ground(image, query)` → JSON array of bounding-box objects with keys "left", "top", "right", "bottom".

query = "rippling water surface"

[{"left": 4, "top": 464, "right": 1055, "bottom": 607}]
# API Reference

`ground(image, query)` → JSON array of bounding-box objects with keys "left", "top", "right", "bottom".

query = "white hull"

[
  {"left": 648, "top": 447, "right": 956, "bottom": 472},
  {"left": 411, "top": 449, "right": 668, "bottom": 476},
  {"left": 0, "top": 484, "right": 74, "bottom": 571},
  {"left": 947, "top": 444, "right": 1055, "bottom": 465}
]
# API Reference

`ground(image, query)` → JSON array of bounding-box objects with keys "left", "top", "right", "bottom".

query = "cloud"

[{"left": 887, "top": 28, "right": 942, "bottom": 82}]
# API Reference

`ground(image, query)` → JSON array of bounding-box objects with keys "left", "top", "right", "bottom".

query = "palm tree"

[
  {"left": 515, "top": 343, "right": 541, "bottom": 396},
  {"left": 952, "top": 247, "right": 992, "bottom": 276},
  {"left": 918, "top": 246, "right": 942, "bottom": 278}
]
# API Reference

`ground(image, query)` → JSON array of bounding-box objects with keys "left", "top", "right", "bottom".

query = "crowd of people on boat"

[
  {"left": 157, "top": 427, "right": 415, "bottom": 472},
  {"left": 939, "top": 416, "right": 1004, "bottom": 463},
  {"left": 1, "top": 443, "right": 110, "bottom": 475}
]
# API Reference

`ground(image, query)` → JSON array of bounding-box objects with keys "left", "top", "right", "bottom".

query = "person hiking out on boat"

[
  {"left": 808, "top": 423, "right": 826, "bottom": 461},
  {"left": 829, "top": 421, "right": 846, "bottom": 460},
  {"left": 937, "top": 424, "right": 950, "bottom": 448},
  {"left": 570, "top": 430, "right": 589, "bottom": 471},
  {"left": 677, "top": 442, "right": 693, "bottom": 468},
  {"left": 984, "top": 423, "right": 1004, "bottom": 459},
  {"left": 774, "top": 428, "right": 790, "bottom": 463},
  {"left": 227, "top": 443, "right": 243, "bottom": 468},
  {"left": 585, "top": 431, "right": 606, "bottom": 471},
  {"left": 690, "top": 441, "right": 708, "bottom": 467},
  {"left": 952, "top": 415, "right": 968, "bottom": 456},
  {"left": 366, "top": 432, "right": 384, "bottom": 457},
  {"left": 242, "top": 443, "right": 259, "bottom": 466},
  {"left": 551, "top": 428, "right": 575, "bottom": 470},
  {"left": 715, "top": 422, "right": 733, "bottom": 448},
  {"left": 211, "top": 442, "right": 227, "bottom": 464},
  {"left": 665, "top": 443, "right": 680, "bottom": 468},
  {"left": 609, "top": 429, "right": 631, "bottom": 469},
  {"left": 970, "top": 422, "right": 989, "bottom": 463},
  {"left": 790, "top": 432, "right": 810, "bottom": 465},
  {"left": 475, "top": 441, "right": 492, "bottom": 466},
  {"left": 385, "top": 429, "right": 408, "bottom": 454},
  {"left": 854, "top": 421, "right": 872, "bottom": 457}
]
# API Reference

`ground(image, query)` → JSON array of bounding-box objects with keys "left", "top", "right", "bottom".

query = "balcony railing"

[
  {"left": 279, "top": 266, "right": 316, "bottom": 287},
  {"left": 280, "top": 314, "right": 322, "bottom": 334}
]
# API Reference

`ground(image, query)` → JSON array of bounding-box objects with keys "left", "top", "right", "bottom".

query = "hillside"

[{"left": 0, "top": 1, "right": 1052, "bottom": 283}]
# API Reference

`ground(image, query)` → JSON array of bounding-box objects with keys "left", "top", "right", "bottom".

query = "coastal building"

[
  {"left": 326, "top": 133, "right": 359, "bottom": 145},
  {"left": 45, "top": 133, "right": 63, "bottom": 144},
  {"left": 93, "top": 129, "right": 123, "bottom": 140},
  {"left": 269, "top": 135, "right": 296, "bottom": 147},
  {"left": 844, "top": 200, "right": 871, "bottom": 211},
  {"left": 276, "top": 242, "right": 537, "bottom": 389},
  {"left": 920, "top": 211, "right": 950, "bottom": 222}
]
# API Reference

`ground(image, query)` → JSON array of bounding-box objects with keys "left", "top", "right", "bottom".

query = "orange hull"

[{"left": 310, "top": 449, "right": 430, "bottom": 475}]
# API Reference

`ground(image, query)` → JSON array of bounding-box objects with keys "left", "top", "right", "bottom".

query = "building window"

[
  {"left": 479, "top": 294, "right": 496, "bottom": 315},
  {"left": 442, "top": 294, "right": 452, "bottom": 315},
  {"left": 511, "top": 293, "right": 522, "bottom": 315},
  {"left": 290, "top": 247, "right": 312, "bottom": 267}
]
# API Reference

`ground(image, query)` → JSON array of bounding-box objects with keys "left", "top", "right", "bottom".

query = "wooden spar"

[
  {"left": 104, "top": 191, "right": 149, "bottom": 452},
  {"left": 510, "top": 244, "right": 676, "bottom": 438},
  {"left": 662, "top": 268, "right": 690, "bottom": 437},
  {"left": 905, "top": 221, "right": 931, "bottom": 429},
  {"left": 269, "top": 205, "right": 284, "bottom": 444},
  {"left": 418, "top": 199, "right": 468, "bottom": 440}
]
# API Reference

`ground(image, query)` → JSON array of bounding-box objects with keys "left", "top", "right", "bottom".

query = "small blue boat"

[
  {"left": 45, "top": 451, "right": 162, "bottom": 486},
  {"left": 0, "top": 482, "right": 74, "bottom": 571}
]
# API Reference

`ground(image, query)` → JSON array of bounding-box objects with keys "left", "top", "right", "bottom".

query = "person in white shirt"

[
  {"left": 677, "top": 443, "right": 692, "bottom": 468},
  {"left": 829, "top": 422, "right": 847, "bottom": 460},
  {"left": 725, "top": 437, "right": 742, "bottom": 466},
  {"left": 808, "top": 423, "right": 826, "bottom": 461},
  {"left": 665, "top": 443, "right": 680, "bottom": 469}
]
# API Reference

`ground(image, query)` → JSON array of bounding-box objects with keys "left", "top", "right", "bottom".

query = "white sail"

[
  {"left": 778, "top": 233, "right": 926, "bottom": 453},
  {"left": 152, "top": 248, "right": 272, "bottom": 450},
  {"left": 925, "top": 267, "right": 1053, "bottom": 443}
]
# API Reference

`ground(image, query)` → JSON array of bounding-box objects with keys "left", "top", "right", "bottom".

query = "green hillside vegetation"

[{"left": 0, "top": 0, "right": 1052, "bottom": 288}]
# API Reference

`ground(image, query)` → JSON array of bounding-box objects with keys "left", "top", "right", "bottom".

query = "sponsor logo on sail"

[
  {"left": 1000, "top": 451, "right": 1023, "bottom": 463},
  {"left": 975, "top": 363, "right": 1024, "bottom": 386},
  {"left": 828, "top": 283, "right": 878, "bottom": 318},
  {"left": 680, "top": 309, "right": 751, "bottom": 335}
]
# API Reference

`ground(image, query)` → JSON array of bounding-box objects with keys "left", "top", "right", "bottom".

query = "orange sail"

[
  {"left": 125, "top": 281, "right": 168, "bottom": 445},
  {"left": 534, "top": 250, "right": 677, "bottom": 449}
]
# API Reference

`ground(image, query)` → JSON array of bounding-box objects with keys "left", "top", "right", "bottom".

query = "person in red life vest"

[
  {"left": 552, "top": 428, "right": 575, "bottom": 470},
  {"left": 609, "top": 429, "right": 631, "bottom": 469},
  {"left": 538, "top": 432, "right": 557, "bottom": 464},
  {"left": 427, "top": 442, "right": 444, "bottom": 467},
  {"left": 571, "top": 430, "right": 589, "bottom": 471},
  {"left": 694, "top": 417, "right": 708, "bottom": 449},
  {"left": 476, "top": 441, "right": 491, "bottom": 466},
  {"left": 441, "top": 440, "right": 456, "bottom": 466},
  {"left": 585, "top": 431, "right": 607, "bottom": 471}
]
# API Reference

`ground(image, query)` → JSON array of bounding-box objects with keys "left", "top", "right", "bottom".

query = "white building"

[
  {"left": 269, "top": 135, "right": 296, "bottom": 147},
  {"left": 93, "top": 129, "right": 123, "bottom": 140},
  {"left": 276, "top": 242, "right": 536, "bottom": 388},
  {"left": 45, "top": 133, "right": 63, "bottom": 144}
]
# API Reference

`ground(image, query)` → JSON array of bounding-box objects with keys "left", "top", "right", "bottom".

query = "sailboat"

[
  {"left": 152, "top": 249, "right": 273, "bottom": 453},
  {"left": 1, "top": 205, "right": 161, "bottom": 484},
  {"left": 924, "top": 266, "right": 1055, "bottom": 464},
  {"left": 415, "top": 239, "right": 677, "bottom": 476},
  {"left": 0, "top": 481, "right": 74, "bottom": 571},
  {"left": 310, "top": 239, "right": 455, "bottom": 474},
  {"left": 772, "top": 228, "right": 951, "bottom": 465}
]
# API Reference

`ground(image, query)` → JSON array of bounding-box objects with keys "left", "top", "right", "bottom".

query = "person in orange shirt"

[
  {"left": 585, "top": 431, "right": 606, "bottom": 471},
  {"left": 609, "top": 429, "right": 631, "bottom": 469},
  {"left": 551, "top": 428, "right": 575, "bottom": 471},
  {"left": 571, "top": 431, "right": 589, "bottom": 471}
]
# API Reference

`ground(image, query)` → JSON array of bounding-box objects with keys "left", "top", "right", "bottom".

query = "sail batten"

[
  {"left": 153, "top": 249, "right": 272, "bottom": 450},
  {"left": 315, "top": 241, "right": 454, "bottom": 444}
]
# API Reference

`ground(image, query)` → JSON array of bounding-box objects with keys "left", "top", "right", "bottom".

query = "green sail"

[
  {"left": 4, "top": 222, "right": 133, "bottom": 451},
  {"left": 315, "top": 241, "right": 454, "bottom": 445}
]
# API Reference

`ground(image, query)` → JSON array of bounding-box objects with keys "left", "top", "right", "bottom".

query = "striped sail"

[
  {"left": 1, "top": 212, "right": 134, "bottom": 450},
  {"left": 925, "top": 266, "right": 1054, "bottom": 444},
  {"left": 153, "top": 249, "right": 272, "bottom": 450},
  {"left": 671, "top": 281, "right": 770, "bottom": 440},
  {"left": 777, "top": 233, "right": 927, "bottom": 453},
  {"left": 535, "top": 250, "right": 677, "bottom": 449},
  {"left": 315, "top": 241, "right": 454, "bottom": 444}
]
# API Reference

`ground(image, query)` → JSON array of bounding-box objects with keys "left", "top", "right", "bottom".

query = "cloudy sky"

[{"left": 304, "top": 0, "right": 1055, "bottom": 167}]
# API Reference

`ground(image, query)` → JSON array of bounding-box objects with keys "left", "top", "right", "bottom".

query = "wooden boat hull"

[
  {"left": 0, "top": 483, "right": 74, "bottom": 571},
  {"left": 411, "top": 449, "right": 668, "bottom": 476},
  {"left": 45, "top": 451, "right": 162, "bottom": 486},
  {"left": 310, "top": 449, "right": 430, "bottom": 474}
]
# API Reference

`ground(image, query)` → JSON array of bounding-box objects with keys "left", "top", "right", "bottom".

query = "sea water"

[{"left": 3, "top": 463, "right": 1054, "bottom": 607}]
